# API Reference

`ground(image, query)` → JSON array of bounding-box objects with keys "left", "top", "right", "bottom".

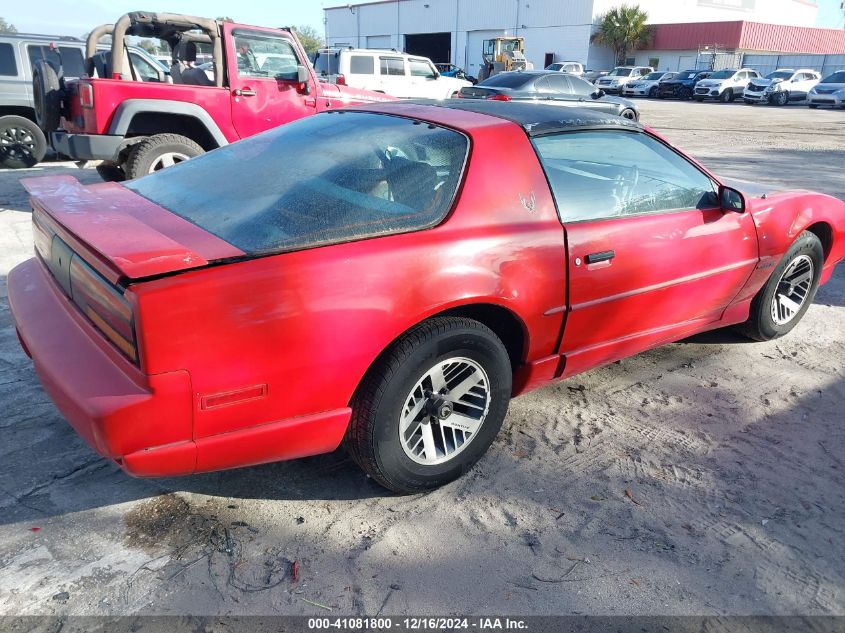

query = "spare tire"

[{"left": 32, "top": 60, "right": 62, "bottom": 134}]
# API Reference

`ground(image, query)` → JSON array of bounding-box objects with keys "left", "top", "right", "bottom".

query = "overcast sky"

[{"left": 4, "top": 0, "right": 843, "bottom": 38}]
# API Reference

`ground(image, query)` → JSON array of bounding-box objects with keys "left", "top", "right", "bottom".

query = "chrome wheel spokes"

[
  {"left": 399, "top": 357, "right": 491, "bottom": 466},
  {"left": 771, "top": 254, "right": 814, "bottom": 325}
]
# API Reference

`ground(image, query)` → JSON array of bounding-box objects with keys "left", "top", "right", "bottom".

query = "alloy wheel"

[
  {"left": 0, "top": 124, "right": 37, "bottom": 162},
  {"left": 770, "top": 254, "right": 814, "bottom": 325},
  {"left": 148, "top": 151, "right": 190, "bottom": 173},
  {"left": 399, "top": 357, "right": 491, "bottom": 466}
]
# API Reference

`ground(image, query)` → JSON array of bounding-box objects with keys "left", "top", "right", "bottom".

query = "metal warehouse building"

[{"left": 324, "top": 0, "right": 845, "bottom": 77}]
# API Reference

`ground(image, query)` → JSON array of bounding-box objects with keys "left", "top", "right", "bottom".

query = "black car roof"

[{"left": 403, "top": 100, "right": 644, "bottom": 136}]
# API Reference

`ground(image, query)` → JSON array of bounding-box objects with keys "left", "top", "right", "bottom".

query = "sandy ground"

[{"left": 0, "top": 100, "right": 843, "bottom": 617}]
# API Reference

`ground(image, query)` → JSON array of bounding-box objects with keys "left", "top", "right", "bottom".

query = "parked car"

[
  {"left": 458, "top": 71, "right": 639, "bottom": 120},
  {"left": 0, "top": 32, "right": 166, "bottom": 169},
  {"left": 11, "top": 101, "right": 843, "bottom": 493},
  {"left": 583, "top": 69, "right": 609, "bottom": 82},
  {"left": 622, "top": 71, "right": 675, "bottom": 97},
  {"left": 434, "top": 63, "right": 477, "bottom": 84},
  {"left": 657, "top": 69, "right": 711, "bottom": 100},
  {"left": 693, "top": 68, "right": 761, "bottom": 102},
  {"left": 592, "top": 66, "right": 653, "bottom": 94},
  {"left": 807, "top": 70, "right": 845, "bottom": 109},
  {"left": 743, "top": 68, "right": 820, "bottom": 106},
  {"left": 33, "top": 13, "right": 391, "bottom": 181},
  {"left": 322, "top": 48, "right": 470, "bottom": 99},
  {"left": 545, "top": 61, "right": 584, "bottom": 76}
]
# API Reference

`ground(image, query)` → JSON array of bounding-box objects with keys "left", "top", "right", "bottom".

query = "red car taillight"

[
  {"left": 69, "top": 257, "right": 137, "bottom": 362},
  {"left": 78, "top": 83, "right": 94, "bottom": 109},
  {"left": 33, "top": 214, "right": 138, "bottom": 363},
  {"left": 487, "top": 94, "right": 512, "bottom": 101},
  {"left": 336, "top": 74, "right": 346, "bottom": 86}
]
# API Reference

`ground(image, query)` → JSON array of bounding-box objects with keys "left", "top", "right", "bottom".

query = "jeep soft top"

[{"left": 34, "top": 11, "right": 391, "bottom": 181}]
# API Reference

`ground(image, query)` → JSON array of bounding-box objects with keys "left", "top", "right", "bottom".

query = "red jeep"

[{"left": 33, "top": 12, "right": 391, "bottom": 180}]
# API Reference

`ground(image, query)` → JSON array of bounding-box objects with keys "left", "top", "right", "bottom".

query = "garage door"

[
  {"left": 677, "top": 56, "right": 695, "bottom": 71},
  {"left": 465, "top": 30, "right": 505, "bottom": 77},
  {"left": 367, "top": 35, "right": 391, "bottom": 50}
]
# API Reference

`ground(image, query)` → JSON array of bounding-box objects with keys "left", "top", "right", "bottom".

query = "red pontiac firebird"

[{"left": 8, "top": 101, "right": 845, "bottom": 493}]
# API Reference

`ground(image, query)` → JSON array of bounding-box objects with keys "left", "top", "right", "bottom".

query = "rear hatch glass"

[{"left": 125, "top": 111, "right": 469, "bottom": 256}]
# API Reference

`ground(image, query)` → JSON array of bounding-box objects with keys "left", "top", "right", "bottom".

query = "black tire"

[
  {"left": 680, "top": 87, "right": 692, "bottom": 100},
  {"left": 95, "top": 161, "right": 126, "bottom": 182},
  {"left": 648, "top": 86, "right": 658, "bottom": 98},
  {"left": 619, "top": 108, "right": 638, "bottom": 121},
  {"left": 32, "top": 60, "right": 62, "bottom": 133},
  {"left": 0, "top": 115, "right": 47, "bottom": 169},
  {"left": 123, "top": 133, "right": 203, "bottom": 179},
  {"left": 771, "top": 91, "right": 789, "bottom": 106},
  {"left": 720, "top": 88, "right": 733, "bottom": 103},
  {"left": 735, "top": 231, "right": 824, "bottom": 342},
  {"left": 345, "top": 317, "right": 513, "bottom": 494}
]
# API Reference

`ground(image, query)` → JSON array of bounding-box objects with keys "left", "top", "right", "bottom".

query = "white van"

[{"left": 315, "top": 48, "right": 470, "bottom": 99}]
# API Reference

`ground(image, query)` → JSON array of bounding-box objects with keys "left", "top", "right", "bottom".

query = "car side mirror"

[
  {"left": 720, "top": 185, "right": 745, "bottom": 213},
  {"left": 592, "top": 89, "right": 605, "bottom": 99}
]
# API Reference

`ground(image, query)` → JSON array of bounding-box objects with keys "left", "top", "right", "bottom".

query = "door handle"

[
  {"left": 585, "top": 250, "right": 615, "bottom": 264},
  {"left": 233, "top": 88, "right": 256, "bottom": 97}
]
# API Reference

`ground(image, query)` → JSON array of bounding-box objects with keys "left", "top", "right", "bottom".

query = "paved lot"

[{"left": 1, "top": 100, "right": 844, "bottom": 617}]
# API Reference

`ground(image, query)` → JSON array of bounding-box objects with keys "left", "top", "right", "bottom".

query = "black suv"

[{"left": 657, "top": 69, "right": 712, "bottom": 100}]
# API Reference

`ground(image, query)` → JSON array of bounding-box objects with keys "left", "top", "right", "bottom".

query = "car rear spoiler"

[{"left": 21, "top": 176, "right": 242, "bottom": 283}]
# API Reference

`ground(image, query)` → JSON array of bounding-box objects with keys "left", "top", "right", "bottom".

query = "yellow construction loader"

[{"left": 477, "top": 37, "right": 534, "bottom": 81}]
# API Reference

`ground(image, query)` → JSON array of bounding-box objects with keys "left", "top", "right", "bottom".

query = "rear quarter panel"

[
  {"left": 132, "top": 120, "right": 568, "bottom": 438},
  {"left": 65, "top": 79, "right": 234, "bottom": 139}
]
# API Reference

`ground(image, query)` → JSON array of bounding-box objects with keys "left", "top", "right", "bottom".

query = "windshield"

[
  {"left": 126, "top": 113, "right": 469, "bottom": 256},
  {"left": 546, "top": 63, "right": 562, "bottom": 71},
  {"left": 643, "top": 72, "right": 663, "bottom": 80},
  {"left": 313, "top": 50, "right": 339, "bottom": 76},
  {"left": 708, "top": 70, "right": 735, "bottom": 79},
  {"left": 821, "top": 71, "right": 845, "bottom": 83},
  {"left": 766, "top": 71, "right": 793, "bottom": 80},
  {"left": 608, "top": 67, "right": 633, "bottom": 77}
]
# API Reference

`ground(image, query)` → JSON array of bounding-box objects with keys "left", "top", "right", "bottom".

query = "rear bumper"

[
  {"left": 51, "top": 130, "right": 123, "bottom": 161},
  {"left": 8, "top": 257, "right": 351, "bottom": 478},
  {"left": 8, "top": 257, "right": 195, "bottom": 475}
]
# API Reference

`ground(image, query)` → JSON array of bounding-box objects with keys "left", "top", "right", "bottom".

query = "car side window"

[
  {"left": 129, "top": 52, "right": 162, "bottom": 81},
  {"left": 349, "top": 55, "right": 375, "bottom": 74},
  {"left": 532, "top": 130, "right": 718, "bottom": 223},
  {"left": 0, "top": 43, "right": 16, "bottom": 76},
  {"left": 380, "top": 56, "right": 406, "bottom": 76},
  {"left": 543, "top": 74, "right": 571, "bottom": 94},
  {"left": 27, "top": 45, "right": 85, "bottom": 78},
  {"left": 568, "top": 75, "right": 596, "bottom": 96},
  {"left": 233, "top": 31, "right": 300, "bottom": 80},
  {"left": 409, "top": 58, "right": 436, "bottom": 78}
]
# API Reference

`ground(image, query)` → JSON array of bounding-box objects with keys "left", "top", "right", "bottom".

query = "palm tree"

[{"left": 591, "top": 4, "right": 653, "bottom": 66}]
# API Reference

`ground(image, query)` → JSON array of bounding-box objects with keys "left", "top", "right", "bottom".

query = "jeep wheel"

[
  {"left": 32, "top": 60, "right": 62, "bottom": 134},
  {"left": 124, "top": 134, "right": 203, "bottom": 179},
  {"left": 0, "top": 115, "right": 47, "bottom": 169}
]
